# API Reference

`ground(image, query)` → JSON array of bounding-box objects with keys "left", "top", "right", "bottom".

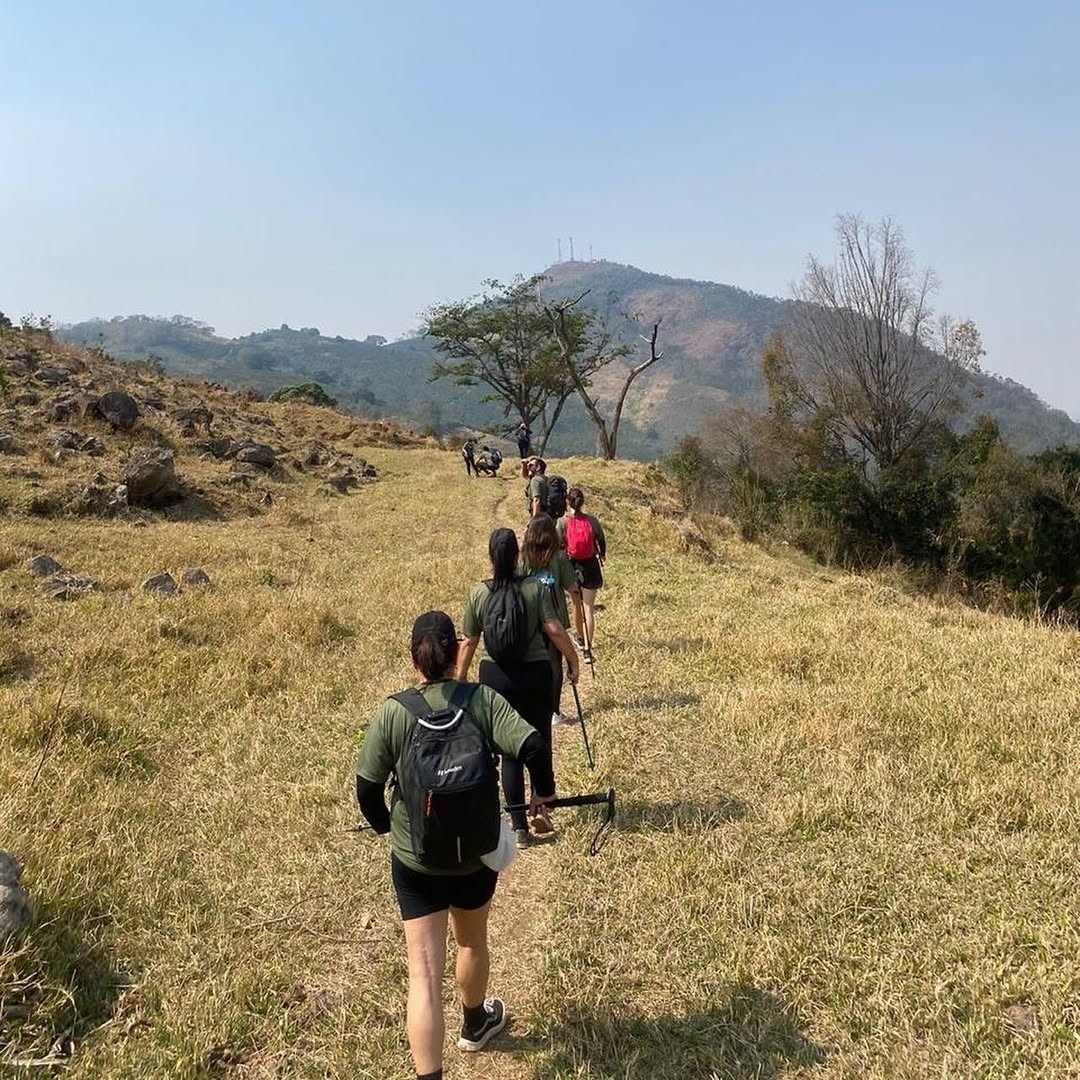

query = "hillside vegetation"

[
  {"left": 58, "top": 261, "right": 1080, "bottom": 459},
  {"left": 3, "top": 406, "right": 1080, "bottom": 1075}
]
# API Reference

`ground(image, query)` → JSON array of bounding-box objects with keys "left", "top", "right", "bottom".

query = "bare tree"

[
  {"left": 778, "top": 214, "right": 982, "bottom": 474},
  {"left": 545, "top": 293, "right": 663, "bottom": 459}
]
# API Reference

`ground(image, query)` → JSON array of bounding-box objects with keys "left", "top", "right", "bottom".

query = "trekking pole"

[
  {"left": 569, "top": 673, "right": 595, "bottom": 770},
  {"left": 503, "top": 788, "right": 616, "bottom": 855},
  {"left": 582, "top": 608, "right": 596, "bottom": 680}
]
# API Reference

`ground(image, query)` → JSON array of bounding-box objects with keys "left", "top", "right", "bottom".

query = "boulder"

[
  {"left": 41, "top": 572, "right": 101, "bottom": 600},
  {"left": 73, "top": 481, "right": 128, "bottom": 517},
  {"left": 97, "top": 391, "right": 140, "bottom": 431},
  {"left": 28, "top": 554, "right": 63, "bottom": 577},
  {"left": 47, "top": 429, "right": 105, "bottom": 455},
  {"left": 124, "top": 448, "right": 181, "bottom": 506},
  {"left": 34, "top": 367, "right": 70, "bottom": 387},
  {"left": 142, "top": 572, "right": 177, "bottom": 597},
  {"left": 0, "top": 851, "right": 31, "bottom": 939},
  {"left": 234, "top": 442, "right": 276, "bottom": 469},
  {"left": 182, "top": 568, "right": 213, "bottom": 588}
]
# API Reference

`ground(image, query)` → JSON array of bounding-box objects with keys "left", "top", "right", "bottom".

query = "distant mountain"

[{"left": 59, "top": 262, "right": 1080, "bottom": 457}]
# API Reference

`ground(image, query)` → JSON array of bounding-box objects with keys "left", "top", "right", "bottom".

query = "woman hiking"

[
  {"left": 557, "top": 487, "right": 607, "bottom": 665},
  {"left": 521, "top": 513, "right": 580, "bottom": 727},
  {"left": 456, "top": 528, "right": 580, "bottom": 846},
  {"left": 355, "top": 610, "right": 557, "bottom": 1080}
]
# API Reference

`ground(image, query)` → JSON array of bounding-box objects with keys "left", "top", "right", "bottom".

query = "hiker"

[
  {"left": 462, "top": 438, "right": 477, "bottom": 477},
  {"left": 474, "top": 446, "right": 503, "bottom": 477},
  {"left": 515, "top": 421, "right": 531, "bottom": 459},
  {"left": 523, "top": 457, "right": 549, "bottom": 519},
  {"left": 355, "top": 610, "right": 557, "bottom": 1080},
  {"left": 558, "top": 487, "right": 607, "bottom": 665},
  {"left": 521, "top": 513, "right": 581, "bottom": 727},
  {"left": 456, "top": 528, "right": 580, "bottom": 847}
]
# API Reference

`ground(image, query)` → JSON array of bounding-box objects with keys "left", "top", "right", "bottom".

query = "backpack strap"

[{"left": 391, "top": 687, "right": 434, "bottom": 720}]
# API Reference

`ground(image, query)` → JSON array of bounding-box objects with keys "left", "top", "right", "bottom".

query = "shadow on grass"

[
  {"left": 520, "top": 984, "right": 825, "bottom": 1079},
  {"left": 1, "top": 894, "right": 126, "bottom": 1064},
  {"left": 591, "top": 692, "right": 702, "bottom": 716},
  {"left": 617, "top": 794, "right": 750, "bottom": 833}
]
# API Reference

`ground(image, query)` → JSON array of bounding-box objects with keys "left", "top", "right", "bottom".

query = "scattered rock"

[
  {"left": 41, "top": 572, "right": 101, "bottom": 600},
  {"left": 325, "top": 472, "right": 358, "bottom": 494},
  {"left": 193, "top": 436, "right": 235, "bottom": 459},
  {"left": 96, "top": 391, "right": 140, "bottom": 431},
  {"left": 47, "top": 429, "right": 105, "bottom": 456},
  {"left": 302, "top": 443, "right": 331, "bottom": 467},
  {"left": 234, "top": 442, "right": 276, "bottom": 469},
  {"left": 181, "top": 568, "right": 212, "bottom": 588},
  {"left": 28, "top": 554, "right": 63, "bottom": 577},
  {"left": 1003, "top": 1003, "right": 1039, "bottom": 1038},
  {"left": 73, "top": 481, "right": 129, "bottom": 517},
  {"left": 34, "top": 367, "right": 71, "bottom": 387},
  {"left": 0, "top": 851, "right": 31, "bottom": 939},
  {"left": 142, "top": 572, "right": 177, "bottom": 597},
  {"left": 675, "top": 522, "right": 716, "bottom": 562},
  {"left": 172, "top": 406, "right": 213, "bottom": 436},
  {"left": 45, "top": 394, "right": 98, "bottom": 423},
  {"left": 11, "top": 392, "right": 39, "bottom": 406},
  {"left": 0, "top": 431, "right": 21, "bottom": 454},
  {"left": 124, "top": 448, "right": 182, "bottom": 506}
]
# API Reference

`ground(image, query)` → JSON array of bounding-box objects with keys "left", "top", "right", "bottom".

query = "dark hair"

[
  {"left": 567, "top": 486, "right": 585, "bottom": 512},
  {"left": 535, "top": 458, "right": 547, "bottom": 474},
  {"left": 410, "top": 610, "right": 459, "bottom": 681},
  {"left": 489, "top": 527, "right": 519, "bottom": 586},
  {"left": 521, "top": 513, "right": 558, "bottom": 571}
]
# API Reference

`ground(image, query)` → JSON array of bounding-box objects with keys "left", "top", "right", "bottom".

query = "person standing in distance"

[
  {"left": 557, "top": 487, "right": 607, "bottom": 665},
  {"left": 523, "top": 457, "right": 549, "bottom": 519},
  {"left": 515, "top": 421, "right": 531, "bottom": 459},
  {"left": 462, "top": 437, "right": 477, "bottom": 477},
  {"left": 355, "top": 611, "right": 557, "bottom": 1080}
]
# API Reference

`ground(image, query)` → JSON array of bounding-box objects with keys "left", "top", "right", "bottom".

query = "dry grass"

[{"left": 2, "top": 448, "right": 1080, "bottom": 1078}]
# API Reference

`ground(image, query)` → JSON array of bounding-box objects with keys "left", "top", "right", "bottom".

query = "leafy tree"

[{"left": 268, "top": 382, "right": 337, "bottom": 407}]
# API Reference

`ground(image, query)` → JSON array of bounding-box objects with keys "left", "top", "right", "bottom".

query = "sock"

[
  {"left": 463, "top": 1002, "right": 487, "bottom": 1031},
  {"left": 417, "top": 1071, "right": 442, "bottom": 1080}
]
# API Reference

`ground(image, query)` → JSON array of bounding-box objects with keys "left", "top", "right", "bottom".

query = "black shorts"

[
  {"left": 573, "top": 556, "right": 604, "bottom": 591},
  {"left": 391, "top": 855, "right": 498, "bottom": 921}
]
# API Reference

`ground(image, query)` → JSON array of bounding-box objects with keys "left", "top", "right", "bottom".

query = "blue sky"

[{"left": 2, "top": 1, "right": 1078, "bottom": 416}]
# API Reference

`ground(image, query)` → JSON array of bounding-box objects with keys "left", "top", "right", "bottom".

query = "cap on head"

[{"left": 411, "top": 610, "right": 456, "bottom": 652}]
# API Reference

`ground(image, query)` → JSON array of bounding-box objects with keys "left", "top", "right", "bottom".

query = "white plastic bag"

[{"left": 480, "top": 818, "right": 518, "bottom": 872}]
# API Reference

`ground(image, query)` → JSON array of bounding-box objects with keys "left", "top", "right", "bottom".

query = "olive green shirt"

[
  {"left": 462, "top": 576, "right": 557, "bottom": 664},
  {"left": 521, "top": 549, "right": 577, "bottom": 627},
  {"left": 526, "top": 475, "right": 549, "bottom": 515},
  {"left": 356, "top": 681, "right": 536, "bottom": 875}
]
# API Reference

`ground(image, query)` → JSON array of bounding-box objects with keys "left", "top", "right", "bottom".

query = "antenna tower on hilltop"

[
  {"left": 569, "top": 235, "right": 575, "bottom": 261},
  {"left": 557, "top": 238, "right": 562, "bottom": 262}
]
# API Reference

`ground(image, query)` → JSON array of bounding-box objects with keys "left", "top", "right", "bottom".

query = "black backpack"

[
  {"left": 547, "top": 476, "right": 568, "bottom": 519},
  {"left": 392, "top": 683, "right": 501, "bottom": 868},
  {"left": 482, "top": 580, "right": 529, "bottom": 664}
]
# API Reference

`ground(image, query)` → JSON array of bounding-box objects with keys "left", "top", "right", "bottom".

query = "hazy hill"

[{"left": 59, "top": 262, "right": 1080, "bottom": 456}]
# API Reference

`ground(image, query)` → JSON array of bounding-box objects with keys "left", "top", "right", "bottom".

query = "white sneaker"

[{"left": 551, "top": 711, "right": 577, "bottom": 727}]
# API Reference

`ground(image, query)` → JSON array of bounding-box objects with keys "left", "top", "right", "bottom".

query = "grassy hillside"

[
  {"left": 3, "top": 429, "right": 1080, "bottom": 1075},
  {"left": 58, "top": 261, "right": 1080, "bottom": 460}
]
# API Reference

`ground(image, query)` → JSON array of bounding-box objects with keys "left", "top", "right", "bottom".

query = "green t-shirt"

[
  {"left": 356, "top": 681, "right": 536, "bottom": 875},
  {"left": 462, "top": 576, "right": 556, "bottom": 664},
  {"left": 526, "top": 475, "right": 549, "bottom": 514},
  {"left": 521, "top": 549, "right": 577, "bottom": 627}
]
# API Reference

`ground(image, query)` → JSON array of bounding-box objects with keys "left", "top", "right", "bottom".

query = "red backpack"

[{"left": 565, "top": 516, "right": 596, "bottom": 561}]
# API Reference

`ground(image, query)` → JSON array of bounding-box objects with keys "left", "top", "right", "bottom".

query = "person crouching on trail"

[
  {"left": 462, "top": 438, "right": 477, "bottom": 477},
  {"left": 521, "top": 513, "right": 581, "bottom": 727},
  {"left": 557, "top": 487, "right": 607, "bottom": 666},
  {"left": 523, "top": 457, "right": 549, "bottom": 519},
  {"left": 456, "top": 528, "right": 580, "bottom": 847},
  {"left": 355, "top": 610, "right": 557, "bottom": 1079}
]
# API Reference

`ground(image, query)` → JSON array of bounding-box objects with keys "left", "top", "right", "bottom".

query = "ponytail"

[
  {"left": 488, "top": 527, "right": 519, "bottom": 587},
  {"left": 567, "top": 487, "right": 585, "bottom": 512}
]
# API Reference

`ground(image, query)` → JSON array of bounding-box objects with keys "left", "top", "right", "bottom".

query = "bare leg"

[
  {"left": 402, "top": 910, "right": 449, "bottom": 1075},
  {"left": 450, "top": 901, "right": 492, "bottom": 1009},
  {"left": 582, "top": 587, "right": 597, "bottom": 649},
  {"left": 570, "top": 589, "right": 585, "bottom": 643}
]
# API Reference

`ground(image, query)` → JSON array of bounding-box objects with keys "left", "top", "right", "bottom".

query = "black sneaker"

[{"left": 457, "top": 997, "right": 508, "bottom": 1051}]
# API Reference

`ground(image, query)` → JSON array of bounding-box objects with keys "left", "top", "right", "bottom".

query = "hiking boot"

[
  {"left": 583, "top": 648, "right": 594, "bottom": 665},
  {"left": 515, "top": 828, "right": 535, "bottom": 849},
  {"left": 458, "top": 997, "right": 508, "bottom": 1051},
  {"left": 551, "top": 711, "right": 577, "bottom": 727}
]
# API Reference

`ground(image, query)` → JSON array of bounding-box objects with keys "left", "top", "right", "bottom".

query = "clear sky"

[{"left": 2, "top": 1, "right": 1078, "bottom": 417}]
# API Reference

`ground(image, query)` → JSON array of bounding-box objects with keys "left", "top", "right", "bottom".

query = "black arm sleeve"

[
  {"left": 518, "top": 731, "right": 555, "bottom": 798},
  {"left": 356, "top": 776, "right": 392, "bottom": 834}
]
